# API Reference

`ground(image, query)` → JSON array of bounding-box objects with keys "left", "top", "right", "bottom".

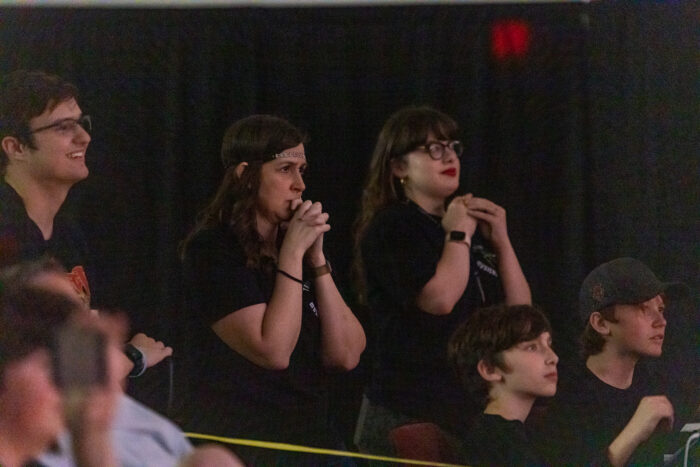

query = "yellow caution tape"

[{"left": 184, "top": 432, "right": 469, "bottom": 466}]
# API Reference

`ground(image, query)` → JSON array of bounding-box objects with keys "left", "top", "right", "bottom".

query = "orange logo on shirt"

[{"left": 67, "top": 265, "right": 91, "bottom": 307}]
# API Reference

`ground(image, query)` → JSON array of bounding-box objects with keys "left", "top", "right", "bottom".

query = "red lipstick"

[{"left": 441, "top": 168, "right": 457, "bottom": 177}]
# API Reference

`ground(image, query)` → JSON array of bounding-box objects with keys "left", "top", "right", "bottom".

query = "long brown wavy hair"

[
  {"left": 180, "top": 115, "right": 306, "bottom": 272},
  {"left": 352, "top": 106, "right": 459, "bottom": 303}
]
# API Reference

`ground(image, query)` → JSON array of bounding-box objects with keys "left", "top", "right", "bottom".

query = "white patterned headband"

[{"left": 269, "top": 151, "right": 307, "bottom": 161}]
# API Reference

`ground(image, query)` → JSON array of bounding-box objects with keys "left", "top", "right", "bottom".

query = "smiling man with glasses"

[
  {"left": 27, "top": 114, "right": 93, "bottom": 137},
  {"left": 0, "top": 69, "right": 210, "bottom": 467},
  {"left": 0, "top": 70, "right": 91, "bottom": 273},
  {"left": 0, "top": 70, "right": 172, "bottom": 375}
]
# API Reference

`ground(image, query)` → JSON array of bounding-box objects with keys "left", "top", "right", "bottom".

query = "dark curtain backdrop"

[{"left": 1, "top": 0, "right": 698, "bottom": 431}]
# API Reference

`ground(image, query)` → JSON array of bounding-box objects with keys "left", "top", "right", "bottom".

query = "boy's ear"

[
  {"left": 477, "top": 359, "right": 503, "bottom": 383},
  {"left": 589, "top": 311, "right": 612, "bottom": 336},
  {"left": 390, "top": 158, "right": 407, "bottom": 179},
  {"left": 234, "top": 161, "right": 248, "bottom": 179},
  {"left": 1, "top": 136, "right": 28, "bottom": 162}
]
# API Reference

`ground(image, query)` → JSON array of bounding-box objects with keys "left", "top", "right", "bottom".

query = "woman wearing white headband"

[{"left": 179, "top": 115, "right": 365, "bottom": 465}]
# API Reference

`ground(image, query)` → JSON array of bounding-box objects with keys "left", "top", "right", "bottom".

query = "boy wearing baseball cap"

[{"left": 533, "top": 257, "right": 688, "bottom": 466}]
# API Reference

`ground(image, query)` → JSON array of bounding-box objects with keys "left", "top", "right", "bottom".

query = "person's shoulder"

[
  {"left": 115, "top": 395, "right": 191, "bottom": 446},
  {"left": 477, "top": 413, "right": 523, "bottom": 431},
  {"left": 53, "top": 207, "right": 85, "bottom": 239},
  {"left": 37, "top": 395, "right": 192, "bottom": 467},
  {"left": 462, "top": 414, "right": 540, "bottom": 466},
  {"left": 183, "top": 226, "right": 248, "bottom": 272},
  {"left": 0, "top": 179, "right": 15, "bottom": 199},
  {"left": 366, "top": 202, "right": 431, "bottom": 234},
  {"left": 464, "top": 413, "right": 515, "bottom": 442},
  {"left": 186, "top": 225, "right": 241, "bottom": 254},
  {"left": 632, "top": 360, "right": 667, "bottom": 394},
  {"left": 551, "top": 359, "right": 597, "bottom": 404},
  {"left": 0, "top": 181, "right": 26, "bottom": 221},
  {"left": 112, "top": 395, "right": 193, "bottom": 463},
  {"left": 373, "top": 202, "right": 415, "bottom": 222}
]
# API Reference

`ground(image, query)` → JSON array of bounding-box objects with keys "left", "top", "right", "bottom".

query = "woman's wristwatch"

[
  {"left": 447, "top": 230, "right": 472, "bottom": 249},
  {"left": 311, "top": 261, "right": 332, "bottom": 278}
]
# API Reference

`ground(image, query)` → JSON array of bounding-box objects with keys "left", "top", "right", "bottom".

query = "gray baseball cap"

[{"left": 579, "top": 257, "right": 689, "bottom": 321}]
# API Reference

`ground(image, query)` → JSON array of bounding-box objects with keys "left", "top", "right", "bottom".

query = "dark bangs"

[
  {"left": 505, "top": 305, "right": 552, "bottom": 348},
  {"left": 220, "top": 115, "right": 307, "bottom": 169},
  {"left": 385, "top": 106, "right": 459, "bottom": 159},
  {"left": 0, "top": 70, "right": 78, "bottom": 150}
]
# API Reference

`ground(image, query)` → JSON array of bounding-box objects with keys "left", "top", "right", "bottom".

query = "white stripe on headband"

[{"left": 270, "top": 151, "right": 306, "bottom": 160}]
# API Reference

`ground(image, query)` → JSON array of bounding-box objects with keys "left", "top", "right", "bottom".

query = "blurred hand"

[
  {"left": 64, "top": 312, "right": 125, "bottom": 435},
  {"left": 129, "top": 333, "right": 173, "bottom": 369}
]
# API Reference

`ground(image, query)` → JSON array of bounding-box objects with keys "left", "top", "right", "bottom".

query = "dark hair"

[
  {"left": 580, "top": 305, "right": 619, "bottom": 358},
  {"left": 0, "top": 70, "right": 79, "bottom": 174},
  {"left": 580, "top": 292, "right": 669, "bottom": 358},
  {"left": 0, "top": 263, "right": 77, "bottom": 380},
  {"left": 352, "top": 105, "right": 459, "bottom": 303},
  {"left": 180, "top": 115, "right": 306, "bottom": 271},
  {"left": 448, "top": 304, "right": 552, "bottom": 407}
]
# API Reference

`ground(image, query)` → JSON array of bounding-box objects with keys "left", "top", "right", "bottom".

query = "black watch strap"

[
  {"left": 449, "top": 231, "right": 466, "bottom": 241},
  {"left": 124, "top": 343, "right": 146, "bottom": 378},
  {"left": 448, "top": 230, "right": 472, "bottom": 248}
]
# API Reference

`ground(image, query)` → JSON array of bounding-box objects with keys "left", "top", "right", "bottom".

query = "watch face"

[
  {"left": 124, "top": 344, "right": 146, "bottom": 377},
  {"left": 450, "top": 231, "right": 466, "bottom": 241}
]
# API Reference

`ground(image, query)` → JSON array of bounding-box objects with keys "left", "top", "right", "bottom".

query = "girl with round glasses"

[
  {"left": 353, "top": 105, "right": 531, "bottom": 456},
  {"left": 178, "top": 115, "right": 365, "bottom": 465}
]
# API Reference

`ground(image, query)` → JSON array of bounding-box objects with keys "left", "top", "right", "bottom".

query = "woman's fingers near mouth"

[{"left": 290, "top": 198, "right": 303, "bottom": 211}]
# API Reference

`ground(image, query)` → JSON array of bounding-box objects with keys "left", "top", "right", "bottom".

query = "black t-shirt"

[
  {"left": 530, "top": 361, "right": 668, "bottom": 466},
  {"left": 459, "top": 413, "right": 549, "bottom": 466},
  {"left": 360, "top": 201, "right": 502, "bottom": 430},
  {"left": 0, "top": 180, "right": 92, "bottom": 303},
  {"left": 178, "top": 225, "right": 337, "bottom": 455}
]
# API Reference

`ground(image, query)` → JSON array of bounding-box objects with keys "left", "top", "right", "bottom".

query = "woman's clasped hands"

[
  {"left": 444, "top": 193, "right": 512, "bottom": 250},
  {"left": 283, "top": 199, "right": 331, "bottom": 261}
]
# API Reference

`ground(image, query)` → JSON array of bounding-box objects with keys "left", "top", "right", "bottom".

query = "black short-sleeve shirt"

[
  {"left": 178, "top": 225, "right": 336, "bottom": 454},
  {"left": 530, "top": 361, "right": 669, "bottom": 465},
  {"left": 361, "top": 201, "right": 502, "bottom": 430},
  {"left": 0, "top": 180, "right": 92, "bottom": 303},
  {"left": 459, "top": 413, "right": 549, "bottom": 466}
]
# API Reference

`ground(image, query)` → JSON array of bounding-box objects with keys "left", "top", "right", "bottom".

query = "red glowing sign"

[{"left": 491, "top": 19, "right": 532, "bottom": 60}]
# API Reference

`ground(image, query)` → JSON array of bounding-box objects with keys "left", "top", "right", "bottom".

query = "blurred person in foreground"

[
  {"left": 0, "top": 262, "right": 120, "bottom": 467},
  {"left": 0, "top": 259, "right": 243, "bottom": 467}
]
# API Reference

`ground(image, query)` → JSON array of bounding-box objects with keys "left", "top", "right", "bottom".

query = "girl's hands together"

[
  {"left": 442, "top": 194, "right": 477, "bottom": 237},
  {"left": 465, "top": 197, "right": 510, "bottom": 250}
]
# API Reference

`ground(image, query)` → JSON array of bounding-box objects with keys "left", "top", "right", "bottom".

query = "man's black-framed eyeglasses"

[
  {"left": 414, "top": 140, "right": 464, "bottom": 160},
  {"left": 27, "top": 115, "right": 92, "bottom": 135}
]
